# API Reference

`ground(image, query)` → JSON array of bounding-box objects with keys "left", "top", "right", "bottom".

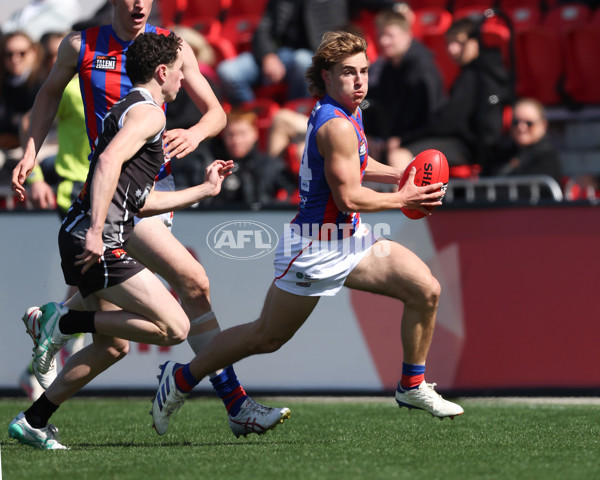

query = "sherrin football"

[{"left": 399, "top": 149, "right": 449, "bottom": 220}]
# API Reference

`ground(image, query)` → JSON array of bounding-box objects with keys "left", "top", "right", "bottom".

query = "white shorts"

[
  {"left": 274, "top": 222, "right": 379, "bottom": 297},
  {"left": 134, "top": 175, "right": 174, "bottom": 230}
]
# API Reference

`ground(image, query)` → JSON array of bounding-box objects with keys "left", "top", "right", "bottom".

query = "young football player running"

[{"left": 151, "top": 30, "right": 463, "bottom": 435}]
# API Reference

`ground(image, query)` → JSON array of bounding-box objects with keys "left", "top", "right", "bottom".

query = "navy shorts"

[{"left": 58, "top": 228, "right": 144, "bottom": 298}]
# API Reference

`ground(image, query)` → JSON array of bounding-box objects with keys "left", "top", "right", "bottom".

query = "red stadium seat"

[
  {"left": 503, "top": 6, "right": 542, "bottom": 32},
  {"left": 514, "top": 27, "right": 563, "bottom": 105},
  {"left": 449, "top": 164, "right": 481, "bottom": 179},
  {"left": 453, "top": 5, "right": 491, "bottom": 20},
  {"left": 421, "top": 31, "right": 460, "bottom": 92},
  {"left": 282, "top": 97, "right": 318, "bottom": 116},
  {"left": 159, "top": 0, "right": 231, "bottom": 26},
  {"left": 158, "top": 0, "right": 187, "bottom": 26},
  {"left": 186, "top": 0, "right": 232, "bottom": 20},
  {"left": 411, "top": 7, "right": 453, "bottom": 41},
  {"left": 410, "top": 0, "right": 449, "bottom": 8},
  {"left": 182, "top": 17, "right": 222, "bottom": 41},
  {"left": 480, "top": 19, "right": 511, "bottom": 68},
  {"left": 563, "top": 26, "right": 600, "bottom": 104},
  {"left": 205, "top": 36, "right": 237, "bottom": 64},
  {"left": 452, "top": 0, "right": 495, "bottom": 12},
  {"left": 240, "top": 98, "right": 280, "bottom": 151},
  {"left": 351, "top": 9, "right": 379, "bottom": 60},
  {"left": 221, "top": 14, "right": 261, "bottom": 54},
  {"left": 591, "top": 7, "right": 600, "bottom": 28},
  {"left": 228, "top": 0, "right": 269, "bottom": 17},
  {"left": 543, "top": 3, "right": 591, "bottom": 34},
  {"left": 498, "top": 0, "right": 541, "bottom": 9}
]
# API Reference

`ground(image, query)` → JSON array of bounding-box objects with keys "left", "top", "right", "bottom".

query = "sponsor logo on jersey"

[
  {"left": 95, "top": 55, "right": 117, "bottom": 70},
  {"left": 359, "top": 140, "right": 367, "bottom": 156}
]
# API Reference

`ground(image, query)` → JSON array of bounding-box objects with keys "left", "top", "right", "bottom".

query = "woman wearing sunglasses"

[{"left": 488, "top": 97, "right": 563, "bottom": 185}]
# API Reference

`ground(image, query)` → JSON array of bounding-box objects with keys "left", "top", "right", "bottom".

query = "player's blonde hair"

[{"left": 305, "top": 31, "right": 368, "bottom": 98}]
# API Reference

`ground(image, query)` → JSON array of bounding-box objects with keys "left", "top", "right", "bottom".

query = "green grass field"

[{"left": 1, "top": 396, "right": 599, "bottom": 480}]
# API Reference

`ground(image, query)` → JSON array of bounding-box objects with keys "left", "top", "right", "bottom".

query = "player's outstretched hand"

[
  {"left": 397, "top": 167, "right": 444, "bottom": 216},
  {"left": 204, "top": 159, "right": 234, "bottom": 196},
  {"left": 163, "top": 128, "right": 201, "bottom": 160},
  {"left": 10, "top": 156, "right": 36, "bottom": 201}
]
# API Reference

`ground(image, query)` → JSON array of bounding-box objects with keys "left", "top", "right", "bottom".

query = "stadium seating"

[
  {"left": 503, "top": 5, "right": 542, "bottom": 32},
  {"left": 205, "top": 35, "right": 237, "bottom": 64},
  {"left": 239, "top": 98, "right": 281, "bottom": 151},
  {"left": 184, "top": 17, "right": 223, "bottom": 41},
  {"left": 221, "top": 14, "right": 262, "bottom": 54},
  {"left": 514, "top": 26, "right": 563, "bottom": 105},
  {"left": 451, "top": 0, "right": 495, "bottom": 10},
  {"left": 498, "top": 0, "right": 541, "bottom": 9},
  {"left": 563, "top": 25, "right": 600, "bottom": 104},
  {"left": 415, "top": 7, "right": 459, "bottom": 92},
  {"left": 542, "top": 3, "right": 591, "bottom": 34},
  {"left": 351, "top": 9, "right": 379, "bottom": 61},
  {"left": 282, "top": 97, "right": 318, "bottom": 117},
  {"left": 159, "top": 0, "right": 231, "bottom": 27},
  {"left": 410, "top": 0, "right": 449, "bottom": 8},
  {"left": 411, "top": 7, "right": 453, "bottom": 41},
  {"left": 228, "top": 0, "right": 269, "bottom": 17},
  {"left": 591, "top": 7, "right": 600, "bottom": 28},
  {"left": 479, "top": 16, "right": 512, "bottom": 68},
  {"left": 453, "top": 5, "right": 491, "bottom": 20}
]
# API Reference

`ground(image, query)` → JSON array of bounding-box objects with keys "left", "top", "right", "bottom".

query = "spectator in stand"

[
  {"left": 389, "top": 16, "right": 511, "bottom": 170},
  {"left": 217, "top": 0, "right": 397, "bottom": 106},
  {"left": 486, "top": 98, "right": 563, "bottom": 184},
  {"left": 209, "top": 109, "right": 296, "bottom": 208},
  {"left": 1, "top": 0, "right": 82, "bottom": 42},
  {"left": 0, "top": 32, "right": 44, "bottom": 180},
  {"left": 363, "top": 8, "right": 444, "bottom": 169}
]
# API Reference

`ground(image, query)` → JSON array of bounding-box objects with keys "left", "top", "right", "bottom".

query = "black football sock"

[
  {"left": 59, "top": 310, "right": 96, "bottom": 334},
  {"left": 24, "top": 393, "right": 59, "bottom": 428}
]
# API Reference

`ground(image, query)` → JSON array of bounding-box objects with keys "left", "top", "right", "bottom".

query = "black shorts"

[{"left": 58, "top": 228, "right": 144, "bottom": 298}]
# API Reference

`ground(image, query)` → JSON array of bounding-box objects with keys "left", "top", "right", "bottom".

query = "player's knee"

[
  {"left": 419, "top": 275, "right": 441, "bottom": 310},
  {"left": 163, "top": 318, "right": 190, "bottom": 346},
  {"left": 171, "top": 267, "right": 211, "bottom": 302}
]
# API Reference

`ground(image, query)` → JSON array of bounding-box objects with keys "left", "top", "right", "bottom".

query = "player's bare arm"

[
  {"left": 11, "top": 32, "right": 81, "bottom": 200},
  {"left": 137, "top": 159, "right": 234, "bottom": 217},
  {"left": 321, "top": 119, "right": 442, "bottom": 213},
  {"left": 76, "top": 104, "right": 165, "bottom": 273},
  {"left": 363, "top": 155, "right": 403, "bottom": 184},
  {"left": 163, "top": 39, "right": 226, "bottom": 160}
]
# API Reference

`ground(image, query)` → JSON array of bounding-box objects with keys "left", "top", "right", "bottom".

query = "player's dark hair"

[
  {"left": 125, "top": 32, "right": 182, "bottom": 85},
  {"left": 306, "top": 31, "right": 368, "bottom": 98}
]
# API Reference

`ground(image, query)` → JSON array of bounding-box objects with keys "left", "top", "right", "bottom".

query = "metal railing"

[{"left": 445, "top": 175, "right": 564, "bottom": 204}]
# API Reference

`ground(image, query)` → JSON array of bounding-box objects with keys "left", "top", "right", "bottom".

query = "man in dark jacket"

[
  {"left": 391, "top": 16, "right": 511, "bottom": 168},
  {"left": 363, "top": 8, "right": 444, "bottom": 167}
]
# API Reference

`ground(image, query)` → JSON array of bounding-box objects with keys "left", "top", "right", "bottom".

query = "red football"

[{"left": 398, "top": 149, "right": 449, "bottom": 220}]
